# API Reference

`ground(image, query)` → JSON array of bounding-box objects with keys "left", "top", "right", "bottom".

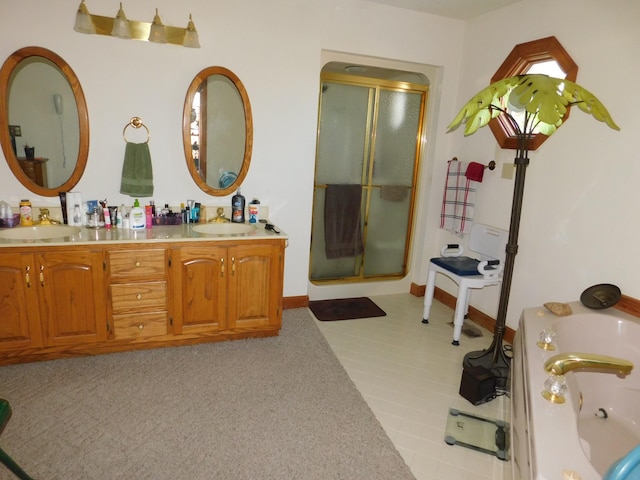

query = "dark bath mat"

[{"left": 309, "top": 297, "right": 386, "bottom": 321}]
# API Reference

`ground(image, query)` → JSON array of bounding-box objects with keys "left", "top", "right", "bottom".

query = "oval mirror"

[
  {"left": 183, "top": 66, "right": 253, "bottom": 196},
  {"left": 0, "top": 46, "right": 89, "bottom": 196}
]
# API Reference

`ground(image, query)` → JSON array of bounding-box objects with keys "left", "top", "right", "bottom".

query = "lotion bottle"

[
  {"left": 231, "top": 188, "right": 246, "bottom": 223},
  {"left": 130, "top": 199, "right": 145, "bottom": 230}
]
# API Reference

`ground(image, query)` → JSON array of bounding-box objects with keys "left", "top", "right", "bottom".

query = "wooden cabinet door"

[
  {"left": 0, "top": 253, "right": 43, "bottom": 351},
  {"left": 172, "top": 245, "right": 227, "bottom": 334},
  {"left": 37, "top": 250, "right": 108, "bottom": 346},
  {"left": 227, "top": 243, "right": 283, "bottom": 329}
]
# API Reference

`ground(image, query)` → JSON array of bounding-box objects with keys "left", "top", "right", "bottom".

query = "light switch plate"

[{"left": 501, "top": 163, "right": 515, "bottom": 180}]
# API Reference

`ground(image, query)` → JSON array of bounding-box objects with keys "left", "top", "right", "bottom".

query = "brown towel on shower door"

[{"left": 324, "top": 184, "right": 365, "bottom": 259}]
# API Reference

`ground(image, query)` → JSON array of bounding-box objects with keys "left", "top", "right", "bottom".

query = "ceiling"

[{"left": 365, "top": 0, "right": 522, "bottom": 20}]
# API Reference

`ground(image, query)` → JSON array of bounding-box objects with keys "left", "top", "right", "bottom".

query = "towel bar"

[{"left": 450, "top": 157, "right": 495, "bottom": 170}]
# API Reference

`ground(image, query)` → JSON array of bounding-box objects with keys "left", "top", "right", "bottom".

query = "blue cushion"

[{"left": 431, "top": 256, "right": 480, "bottom": 276}]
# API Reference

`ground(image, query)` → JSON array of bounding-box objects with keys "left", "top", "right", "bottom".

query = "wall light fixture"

[{"left": 73, "top": 1, "right": 200, "bottom": 48}]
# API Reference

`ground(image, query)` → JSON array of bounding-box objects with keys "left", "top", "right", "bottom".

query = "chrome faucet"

[{"left": 544, "top": 352, "right": 634, "bottom": 376}]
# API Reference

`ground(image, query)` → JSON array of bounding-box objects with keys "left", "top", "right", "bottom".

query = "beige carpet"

[{"left": 0, "top": 308, "right": 414, "bottom": 480}]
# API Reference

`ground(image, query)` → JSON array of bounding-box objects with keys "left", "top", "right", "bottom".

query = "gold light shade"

[
  {"left": 183, "top": 14, "right": 200, "bottom": 49},
  {"left": 73, "top": 2, "right": 201, "bottom": 48},
  {"left": 148, "top": 8, "right": 166, "bottom": 44},
  {"left": 74, "top": 0, "right": 96, "bottom": 34},
  {"left": 111, "top": 2, "right": 131, "bottom": 39}
]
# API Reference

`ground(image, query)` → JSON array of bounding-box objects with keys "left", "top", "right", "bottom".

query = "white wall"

[
  {"left": 2, "top": 0, "right": 636, "bottom": 331},
  {"left": 0, "top": 0, "right": 464, "bottom": 302},
  {"left": 443, "top": 0, "right": 640, "bottom": 328}
]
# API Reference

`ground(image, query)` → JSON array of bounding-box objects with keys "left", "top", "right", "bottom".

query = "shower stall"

[{"left": 309, "top": 63, "right": 429, "bottom": 284}]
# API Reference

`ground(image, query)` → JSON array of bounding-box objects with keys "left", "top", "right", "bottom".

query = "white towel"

[{"left": 440, "top": 160, "right": 477, "bottom": 235}]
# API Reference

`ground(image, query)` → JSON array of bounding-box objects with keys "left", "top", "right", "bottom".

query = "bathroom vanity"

[{"left": 0, "top": 223, "right": 285, "bottom": 365}]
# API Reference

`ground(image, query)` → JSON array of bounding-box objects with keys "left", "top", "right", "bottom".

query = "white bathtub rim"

[{"left": 519, "top": 302, "right": 640, "bottom": 480}]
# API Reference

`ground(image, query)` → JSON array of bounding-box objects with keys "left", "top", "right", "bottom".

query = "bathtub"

[{"left": 511, "top": 302, "right": 640, "bottom": 480}]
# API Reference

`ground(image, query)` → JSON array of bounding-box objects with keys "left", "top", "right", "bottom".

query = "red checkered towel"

[{"left": 440, "top": 160, "right": 477, "bottom": 235}]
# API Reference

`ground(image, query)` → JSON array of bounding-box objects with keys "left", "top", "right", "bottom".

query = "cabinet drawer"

[
  {"left": 109, "top": 249, "right": 166, "bottom": 281},
  {"left": 111, "top": 282, "right": 167, "bottom": 314},
  {"left": 112, "top": 313, "right": 167, "bottom": 339}
]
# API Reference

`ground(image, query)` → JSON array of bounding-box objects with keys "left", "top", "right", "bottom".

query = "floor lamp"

[{"left": 447, "top": 74, "right": 620, "bottom": 390}]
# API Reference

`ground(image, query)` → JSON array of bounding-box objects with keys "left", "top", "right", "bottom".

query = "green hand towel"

[{"left": 120, "top": 142, "right": 154, "bottom": 197}]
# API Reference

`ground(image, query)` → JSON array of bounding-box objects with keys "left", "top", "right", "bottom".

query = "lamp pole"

[
  {"left": 463, "top": 123, "right": 531, "bottom": 389},
  {"left": 446, "top": 74, "right": 619, "bottom": 395}
]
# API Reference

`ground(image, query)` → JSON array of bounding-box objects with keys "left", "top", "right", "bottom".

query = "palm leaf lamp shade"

[{"left": 447, "top": 74, "right": 620, "bottom": 390}]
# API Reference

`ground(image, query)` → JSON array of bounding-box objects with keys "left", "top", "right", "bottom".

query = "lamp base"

[{"left": 462, "top": 344, "right": 512, "bottom": 392}]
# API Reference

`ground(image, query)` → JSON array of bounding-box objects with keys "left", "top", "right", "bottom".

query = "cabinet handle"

[
  {"left": 39, "top": 265, "right": 45, "bottom": 286},
  {"left": 25, "top": 265, "right": 31, "bottom": 288},
  {"left": 220, "top": 257, "right": 224, "bottom": 276},
  {"left": 135, "top": 261, "right": 141, "bottom": 267},
  {"left": 137, "top": 324, "right": 144, "bottom": 330},
  {"left": 231, "top": 256, "right": 236, "bottom": 275},
  {"left": 136, "top": 293, "right": 142, "bottom": 300}
]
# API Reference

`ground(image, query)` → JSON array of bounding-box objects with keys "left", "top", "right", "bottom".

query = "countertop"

[{"left": 0, "top": 222, "right": 286, "bottom": 247}]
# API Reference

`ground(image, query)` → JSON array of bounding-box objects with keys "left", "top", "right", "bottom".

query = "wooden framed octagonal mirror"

[{"left": 489, "top": 36, "right": 578, "bottom": 151}]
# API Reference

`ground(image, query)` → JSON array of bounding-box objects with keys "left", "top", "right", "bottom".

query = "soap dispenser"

[{"left": 231, "top": 188, "right": 246, "bottom": 223}]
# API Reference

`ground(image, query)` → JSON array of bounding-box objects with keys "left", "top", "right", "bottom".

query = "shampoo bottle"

[{"left": 231, "top": 188, "right": 246, "bottom": 223}]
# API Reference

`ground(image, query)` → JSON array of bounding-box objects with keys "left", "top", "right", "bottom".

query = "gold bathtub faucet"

[
  {"left": 544, "top": 352, "right": 634, "bottom": 376},
  {"left": 542, "top": 353, "right": 634, "bottom": 404}
]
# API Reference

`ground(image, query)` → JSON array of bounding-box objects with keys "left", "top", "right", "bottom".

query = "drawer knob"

[
  {"left": 135, "top": 261, "right": 141, "bottom": 267},
  {"left": 138, "top": 324, "right": 144, "bottom": 330},
  {"left": 136, "top": 293, "right": 142, "bottom": 300}
]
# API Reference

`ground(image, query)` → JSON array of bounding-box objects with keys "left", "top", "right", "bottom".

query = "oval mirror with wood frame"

[
  {"left": 0, "top": 46, "right": 89, "bottom": 196},
  {"left": 183, "top": 66, "right": 253, "bottom": 196}
]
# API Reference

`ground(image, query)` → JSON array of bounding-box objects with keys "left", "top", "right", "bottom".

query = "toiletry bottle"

[
  {"left": 231, "top": 188, "right": 246, "bottom": 223},
  {"left": 186, "top": 200, "right": 194, "bottom": 223},
  {"left": 248, "top": 198, "right": 260, "bottom": 224},
  {"left": 130, "top": 199, "right": 145, "bottom": 230},
  {"left": 145, "top": 205, "right": 153, "bottom": 229},
  {"left": 117, "top": 204, "right": 125, "bottom": 228},
  {"left": 73, "top": 204, "right": 82, "bottom": 225},
  {"left": 58, "top": 192, "right": 68, "bottom": 224},
  {"left": 19, "top": 199, "right": 33, "bottom": 226},
  {"left": 103, "top": 207, "right": 112, "bottom": 229}
]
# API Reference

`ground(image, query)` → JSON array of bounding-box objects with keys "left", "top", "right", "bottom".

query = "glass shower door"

[
  {"left": 310, "top": 74, "right": 427, "bottom": 283},
  {"left": 310, "top": 82, "right": 372, "bottom": 280},
  {"left": 364, "top": 88, "right": 423, "bottom": 276}
]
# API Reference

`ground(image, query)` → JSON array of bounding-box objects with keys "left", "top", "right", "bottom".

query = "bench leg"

[
  {"left": 451, "top": 286, "right": 470, "bottom": 346},
  {"left": 421, "top": 268, "right": 437, "bottom": 324}
]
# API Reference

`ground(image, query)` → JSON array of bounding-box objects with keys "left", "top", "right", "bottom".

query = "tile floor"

[{"left": 313, "top": 293, "right": 511, "bottom": 480}]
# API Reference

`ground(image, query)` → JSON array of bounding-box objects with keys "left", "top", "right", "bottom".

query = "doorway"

[{"left": 309, "top": 62, "right": 429, "bottom": 284}]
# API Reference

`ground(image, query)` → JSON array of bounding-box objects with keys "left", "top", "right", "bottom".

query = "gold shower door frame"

[{"left": 309, "top": 71, "right": 428, "bottom": 284}]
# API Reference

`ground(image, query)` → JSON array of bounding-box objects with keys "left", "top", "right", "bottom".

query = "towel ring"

[{"left": 123, "top": 117, "right": 150, "bottom": 143}]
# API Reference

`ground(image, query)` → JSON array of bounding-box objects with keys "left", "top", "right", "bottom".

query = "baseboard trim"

[
  {"left": 614, "top": 294, "right": 640, "bottom": 318},
  {"left": 410, "top": 282, "right": 515, "bottom": 345},
  {"left": 283, "top": 295, "right": 309, "bottom": 309}
]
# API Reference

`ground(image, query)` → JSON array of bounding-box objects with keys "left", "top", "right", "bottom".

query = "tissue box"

[{"left": 0, "top": 213, "right": 21, "bottom": 228}]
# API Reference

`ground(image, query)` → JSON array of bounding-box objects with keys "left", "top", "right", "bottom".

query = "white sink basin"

[
  {"left": 0, "top": 225, "right": 81, "bottom": 240},
  {"left": 192, "top": 223, "right": 257, "bottom": 235}
]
